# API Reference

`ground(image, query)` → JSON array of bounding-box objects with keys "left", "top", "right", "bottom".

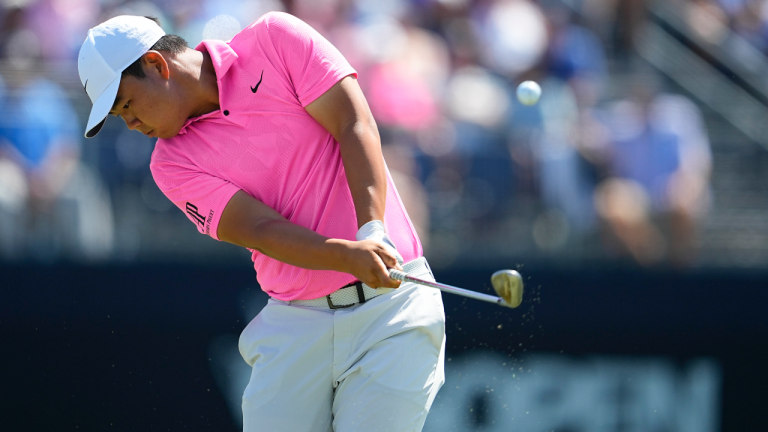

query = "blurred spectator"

[
  {"left": 466, "top": 1, "right": 549, "bottom": 222},
  {"left": 0, "top": 28, "right": 113, "bottom": 261},
  {"left": 607, "top": 0, "right": 647, "bottom": 54},
  {"left": 686, "top": 0, "right": 730, "bottom": 45},
  {"left": 532, "top": 78, "right": 605, "bottom": 250},
  {"left": 680, "top": 0, "right": 768, "bottom": 57},
  {"left": 293, "top": 0, "right": 345, "bottom": 34},
  {"left": 0, "top": 3, "right": 25, "bottom": 56},
  {"left": 727, "top": 0, "right": 767, "bottom": 50},
  {"left": 529, "top": 6, "right": 610, "bottom": 251},
  {"left": 361, "top": 18, "right": 448, "bottom": 132},
  {"left": 595, "top": 72, "right": 712, "bottom": 266},
  {"left": 24, "top": 0, "right": 101, "bottom": 60},
  {"left": 440, "top": 65, "right": 515, "bottom": 231},
  {"left": 474, "top": 0, "right": 549, "bottom": 78}
]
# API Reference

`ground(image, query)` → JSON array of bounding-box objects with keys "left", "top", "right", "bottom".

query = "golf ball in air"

[{"left": 516, "top": 81, "right": 541, "bottom": 105}]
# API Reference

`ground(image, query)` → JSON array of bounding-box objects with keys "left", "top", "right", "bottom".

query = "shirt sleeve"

[
  {"left": 263, "top": 12, "right": 357, "bottom": 107},
  {"left": 150, "top": 159, "right": 240, "bottom": 241}
]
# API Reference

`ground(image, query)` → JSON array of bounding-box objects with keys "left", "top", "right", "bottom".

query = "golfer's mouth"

[{"left": 145, "top": 130, "right": 155, "bottom": 138}]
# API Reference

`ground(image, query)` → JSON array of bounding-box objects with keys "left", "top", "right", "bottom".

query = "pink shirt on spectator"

[{"left": 150, "top": 12, "right": 422, "bottom": 300}]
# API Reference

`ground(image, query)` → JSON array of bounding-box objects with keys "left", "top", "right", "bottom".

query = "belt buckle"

[
  {"left": 326, "top": 295, "right": 353, "bottom": 309},
  {"left": 326, "top": 282, "right": 366, "bottom": 309}
]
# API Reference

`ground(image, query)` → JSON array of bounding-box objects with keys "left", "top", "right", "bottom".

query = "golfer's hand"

[
  {"left": 355, "top": 220, "right": 404, "bottom": 266},
  {"left": 345, "top": 239, "right": 403, "bottom": 289}
]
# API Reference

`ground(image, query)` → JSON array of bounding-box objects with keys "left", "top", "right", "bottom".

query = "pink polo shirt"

[{"left": 150, "top": 12, "right": 422, "bottom": 300}]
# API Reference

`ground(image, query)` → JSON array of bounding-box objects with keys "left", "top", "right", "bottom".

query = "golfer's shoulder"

[
  {"left": 235, "top": 12, "right": 299, "bottom": 38},
  {"left": 227, "top": 12, "right": 300, "bottom": 56},
  {"left": 259, "top": 11, "right": 306, "bottom": 29},
  {"left": 240, "top": 11, "right": 317, "bottom": 44},
  {"left": 149, "top": 137, "right": 197, "bottom": 184}
]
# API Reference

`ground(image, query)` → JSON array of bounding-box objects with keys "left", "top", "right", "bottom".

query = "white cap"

[{"left": 78, "top": 16, "right": 165, "bottom": 138}]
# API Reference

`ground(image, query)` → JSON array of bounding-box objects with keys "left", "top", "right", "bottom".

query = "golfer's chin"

[{"left": 156, "top": 124, "right": 184, "bottom": 140}]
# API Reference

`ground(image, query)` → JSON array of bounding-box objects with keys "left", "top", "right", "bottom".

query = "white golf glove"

[{"left": 356, "top": 220, "right": 404, "bottom": 266}]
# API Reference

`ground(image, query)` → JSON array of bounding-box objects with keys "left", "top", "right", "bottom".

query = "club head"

[{"left": 491, "top": 270, "right": 523, "bottom": 308}]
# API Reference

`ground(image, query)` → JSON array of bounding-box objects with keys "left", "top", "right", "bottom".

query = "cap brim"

[{"left": 84, "top": 76, "right": 120, "bottom": 138}]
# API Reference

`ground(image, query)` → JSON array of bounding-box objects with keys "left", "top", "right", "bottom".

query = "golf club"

[{"left": 388, "top": 269, "right": 524, "bottom": 308}]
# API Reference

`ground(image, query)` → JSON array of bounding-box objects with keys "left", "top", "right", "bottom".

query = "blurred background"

[{"left": 1, "top": 0, "right": 767, "bottom": 430}]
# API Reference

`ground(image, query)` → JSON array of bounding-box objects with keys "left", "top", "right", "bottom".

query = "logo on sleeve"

[
  {"left": 250, "top": 70, "right": 264, "bottom": 93},
  {"left": 186, "top": 202, "right": 207, "bottom": 227}
]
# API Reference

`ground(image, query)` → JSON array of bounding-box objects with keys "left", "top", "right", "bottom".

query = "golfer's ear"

[{"left": 143, "top": 51, "right": 170, "bottom": 79}]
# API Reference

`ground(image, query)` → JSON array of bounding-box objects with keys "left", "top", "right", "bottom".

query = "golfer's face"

[{"left": 110, "top": 74, "right": 186, "bottom": 139}]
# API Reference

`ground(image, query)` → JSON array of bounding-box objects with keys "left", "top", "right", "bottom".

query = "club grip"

[{"left": 389, "top": 269, "right": 408, "bottom": 282}]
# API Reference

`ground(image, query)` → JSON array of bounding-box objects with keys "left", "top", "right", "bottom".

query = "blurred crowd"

[
  {"left": 682, "top": 0, "right": 768, "bottom": 50},
  {"left": 5, "top": 0, "right": 759, "bottom": 268}
]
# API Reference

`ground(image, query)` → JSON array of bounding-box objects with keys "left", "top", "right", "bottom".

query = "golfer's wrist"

[{"left": 325, "top": 238, "right": 356, "bottom": 274}]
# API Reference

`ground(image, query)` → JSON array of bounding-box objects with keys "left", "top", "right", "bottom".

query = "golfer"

[{"left": 78, "top": 13, "right": 445, "bottom": 431}]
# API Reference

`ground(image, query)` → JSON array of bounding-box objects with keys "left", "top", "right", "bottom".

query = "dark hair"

[{"left": 121, "top": 17, "right": 188, "bottom": 79}]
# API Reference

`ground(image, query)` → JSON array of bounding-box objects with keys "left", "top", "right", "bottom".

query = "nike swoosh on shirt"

[{"left": 250, "top": 70, "right": 264, "bottom": 93}]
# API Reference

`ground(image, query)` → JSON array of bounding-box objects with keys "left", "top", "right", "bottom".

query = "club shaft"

[{"left": 390, "top": 271, "right": 504, "bottom": 305}]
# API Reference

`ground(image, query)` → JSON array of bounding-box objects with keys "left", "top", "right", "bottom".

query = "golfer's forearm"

[
  {"left": 218, "top": 191, "right": 353, "bottom": 272},
  {"left": 338, "top": 125, "right": 387, "bottom": 229},
  {"left": 222, "top": 215, "right": 400, "bottom": 288},
  {"left": 240, "top": 218, "right": 352, "bottom": 272}
]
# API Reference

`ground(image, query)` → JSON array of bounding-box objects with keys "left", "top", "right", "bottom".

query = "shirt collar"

[
  {"left": 175, "top": 40, "right": 246, "bottom": 135},
  {"left": 196, "top": 39, "right": 238, "bottom": 77}
]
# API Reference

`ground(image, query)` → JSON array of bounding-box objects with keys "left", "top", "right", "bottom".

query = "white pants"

[{"left": 239, "top": 262, "right": 446, "bottom": 432}]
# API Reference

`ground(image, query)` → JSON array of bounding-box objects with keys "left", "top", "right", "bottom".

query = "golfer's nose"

[{"left": 123, "top": 114, "right": 142, "bottom": 131}]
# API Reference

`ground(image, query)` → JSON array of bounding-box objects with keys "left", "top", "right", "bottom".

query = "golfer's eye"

[{"left": 123, "top": 101, "right": 130, "bottom": 109}]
